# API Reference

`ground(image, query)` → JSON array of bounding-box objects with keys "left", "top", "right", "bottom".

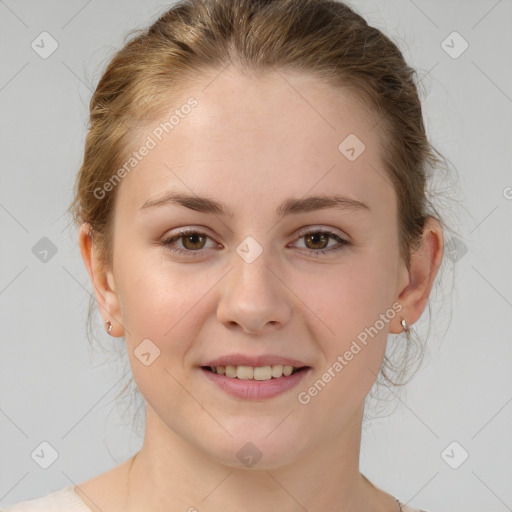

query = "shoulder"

[{"left": 0, "top": 485, "right": 91, "bottom": 511}]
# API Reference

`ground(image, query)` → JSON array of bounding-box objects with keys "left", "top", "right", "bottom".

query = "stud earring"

[
  {"left": 105, "top": 320, "right": 113, "bottom": 334},
  {"left": 400, "top": 318, "right": 410, "bottom": 334}
]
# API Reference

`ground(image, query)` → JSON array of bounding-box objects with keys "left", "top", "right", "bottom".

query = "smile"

[
  {"left": 204, "top": 364, "right": 303, "bottom": 380},
  {"left": 200, "top": 365, "right": 311, "bottom": 400}
]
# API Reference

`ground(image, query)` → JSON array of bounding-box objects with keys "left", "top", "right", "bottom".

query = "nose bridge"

[
  {"left": 232, "top": 240, "right": 273, "bottom": 297},
  {"left": 216, "top": 236, "right": 292, "bottom": 333}
]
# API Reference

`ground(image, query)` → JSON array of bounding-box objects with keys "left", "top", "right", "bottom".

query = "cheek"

[
  {"left": 299, "top": 278, "right": 393, "bottom": 413},
  {"left": 307, "top": 254, "right": 397, "bottom": 332},
  {"left": 308, "top": 280, "right": 390, "bottom": 373},
  {"left": 114, "top": 255, "right": 211, "bottom": 410},
  {"left": 300, "top": 241, "right": 399, "bottom": 374},
  {"left": 114, "top": 246, "right": 217, "bottom": 356}
]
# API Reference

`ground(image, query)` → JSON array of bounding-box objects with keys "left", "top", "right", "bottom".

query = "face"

[{"left": 90, "top": 68, "right": 412, "bottom": 469}]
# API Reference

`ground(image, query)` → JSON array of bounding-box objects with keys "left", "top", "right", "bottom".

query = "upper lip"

[{"left": 202, "top": 354, "right": 309, "bottom": 368}]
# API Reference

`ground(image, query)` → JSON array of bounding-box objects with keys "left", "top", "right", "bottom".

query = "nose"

[{"left": 216, "top": 247, "right": 293, "bottom": 335}]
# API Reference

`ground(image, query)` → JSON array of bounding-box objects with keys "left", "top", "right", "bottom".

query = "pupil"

[
  {"left": 307, "top": 233, "right": 327, "bottom": 249},
  {"left": 184, "top": 234, "right": 204, "bottom": 249}
]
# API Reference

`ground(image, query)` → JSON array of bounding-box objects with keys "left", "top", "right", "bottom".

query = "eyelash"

[{"left": 160, "top": 227, "right": 350, "bottom": 258}]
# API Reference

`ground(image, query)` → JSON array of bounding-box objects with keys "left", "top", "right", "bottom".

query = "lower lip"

[{"left": 200, "top": 367, "right": 311, "bottom": 400}]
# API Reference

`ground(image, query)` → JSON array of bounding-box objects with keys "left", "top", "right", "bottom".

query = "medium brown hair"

[{"left": 68, "top": 0, "right": 455, "bottom": 404}]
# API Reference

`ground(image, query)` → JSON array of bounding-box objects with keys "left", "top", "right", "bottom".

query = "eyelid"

[{"left": 293, "top": 225, "right": 350, "bottom": 241}]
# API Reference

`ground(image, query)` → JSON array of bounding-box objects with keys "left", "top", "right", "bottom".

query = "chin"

[{"left": 200, "top": 420, "right": 310, "bottom": 471}]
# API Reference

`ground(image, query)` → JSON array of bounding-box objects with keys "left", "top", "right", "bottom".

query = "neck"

[{"left": 123, "top": 404, "right": 396, "bottom": 512}]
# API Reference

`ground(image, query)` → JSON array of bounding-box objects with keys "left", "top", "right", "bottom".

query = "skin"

[{"left": 77, "top": 66, "right": 443, "bottom": 512}]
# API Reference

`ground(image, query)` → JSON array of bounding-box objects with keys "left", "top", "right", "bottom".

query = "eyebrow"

[{"left": 140, "top": 191, "right": 370, "bottom": 217}]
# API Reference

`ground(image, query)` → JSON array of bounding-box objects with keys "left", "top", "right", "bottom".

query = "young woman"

[{"left": 3, "top": 0, "right": 446, "bottom": 510}]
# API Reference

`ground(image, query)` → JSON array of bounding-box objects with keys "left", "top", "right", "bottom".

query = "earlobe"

[
  {"left": 78, "top": 223, "right": 125, "bottom": 337},
  {"left": 392, "top": 217, "right": 444, "bottom": 334}
]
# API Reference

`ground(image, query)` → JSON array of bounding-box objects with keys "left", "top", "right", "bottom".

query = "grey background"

[{"left": 1, "top": 1, "right": 511, "bottom": 511}]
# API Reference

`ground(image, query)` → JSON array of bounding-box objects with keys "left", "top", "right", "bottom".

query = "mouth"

[
  {"left": 200, "top": 364, "right": 311, "bottom": 400},
  {"left": 202, "top": 364, "right": 306, "bottom": 380}
]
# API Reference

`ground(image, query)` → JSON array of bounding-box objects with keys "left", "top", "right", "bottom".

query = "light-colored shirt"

[
  {"left": 1, "top": 486, "right": 90, "bottom": 511},
  {"left": 1, "top": 485, "right": 428, "bottom": 511}
]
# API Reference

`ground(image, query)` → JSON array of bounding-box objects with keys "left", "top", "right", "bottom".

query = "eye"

[
  {"left": 291, "top": 227, "right": 350, "bottom": 256},
  {"left": 160, "top": 227, "right": 350, "bottom": 258},
  {"left": 160, "top": 229, "right": 218, "bottom": 257}
]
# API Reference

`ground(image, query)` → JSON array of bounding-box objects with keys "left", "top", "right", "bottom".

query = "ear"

[
  {"left": 390, "top": 216, "right": 444, "bottom": 334},
  {"left": 78, "top": 223, "right": 124, "bottom": 337}
]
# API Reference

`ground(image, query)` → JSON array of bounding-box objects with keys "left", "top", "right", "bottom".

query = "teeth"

[
  {"left": 282, "top": 365, "right": 293, "bottom": 376},
  {"left": 210, "top": 364, "right": 299, "bottom": 380},
  {"left": 271, "top": 364, "right": 283, "bottom": 378},
  {"left": 236, "top": 365, "right": 253, "bottom": 380},
  {"left": 225, "top": 365, "right": 236, "bottom": 378},
  {"left": 253, "top": 366, "right": 272, "bottom": 380}
]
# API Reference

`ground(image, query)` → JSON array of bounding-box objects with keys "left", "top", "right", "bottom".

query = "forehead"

[{"left": 116, "top": 67, "right": 395, "bottom": 221}]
